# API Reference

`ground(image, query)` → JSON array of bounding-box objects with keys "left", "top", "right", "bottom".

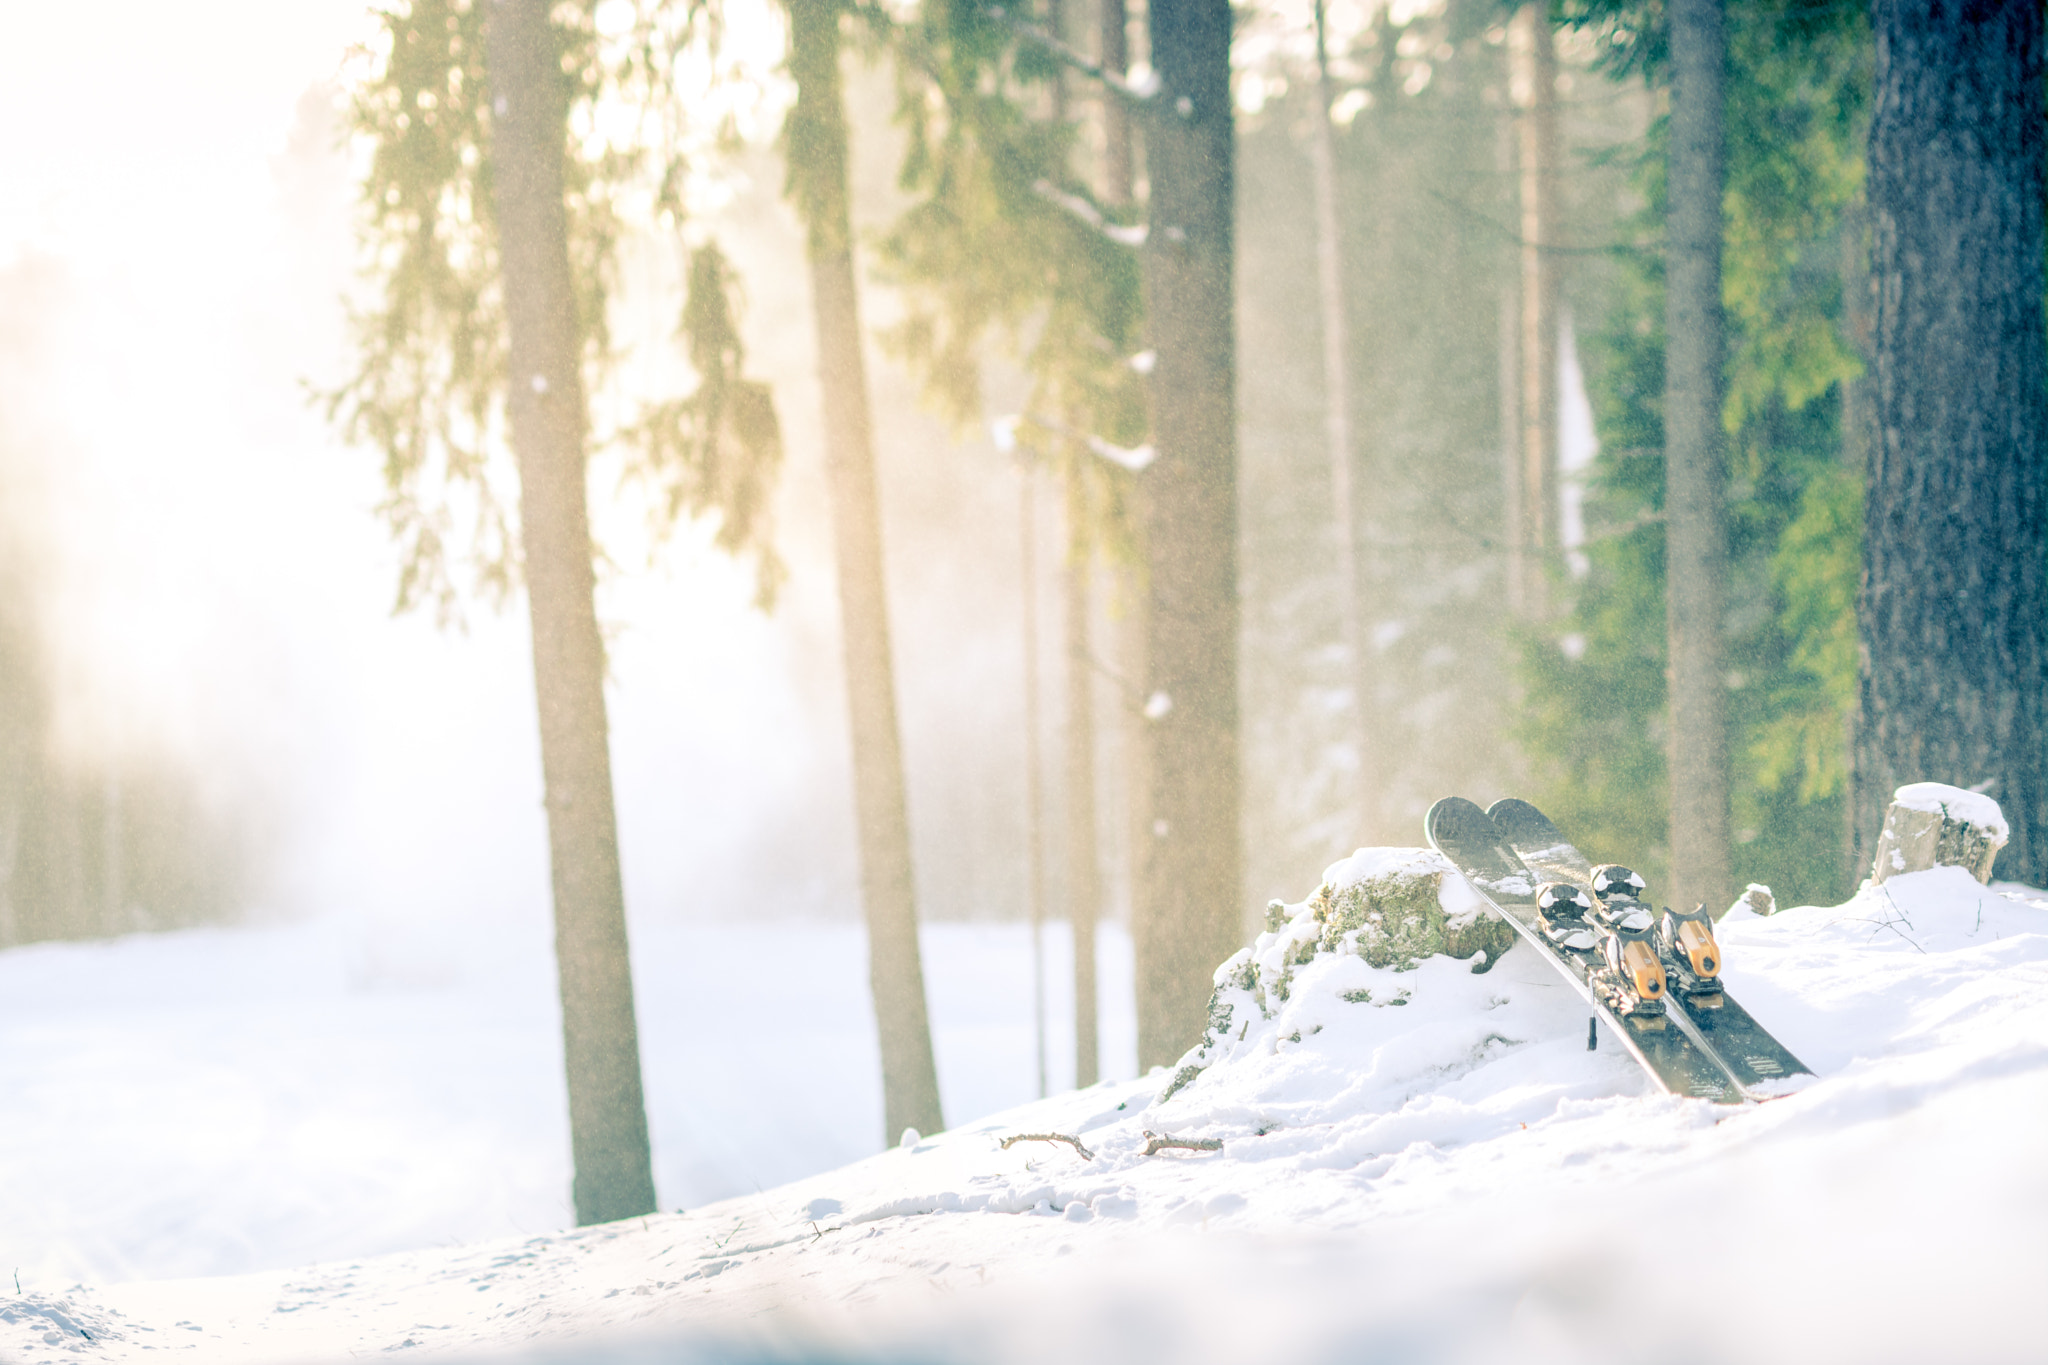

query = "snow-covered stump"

[
  {"left": 1870, "top": 782, "right": 2009, "bottom": 887},
  {"left": 1302, "top": 849, "right": 1517, "bottom": 970},
  {"left": 1160, "top": 848, "right": 1517, "bottom": 1102}
]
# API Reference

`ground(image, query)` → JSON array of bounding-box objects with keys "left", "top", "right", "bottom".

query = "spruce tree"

[
  {"left": 331, "top": 0, "right": 785, "bottom": 1221},
  {"left": 483, "top": 0, "right": 655, "bottom": 1224}
]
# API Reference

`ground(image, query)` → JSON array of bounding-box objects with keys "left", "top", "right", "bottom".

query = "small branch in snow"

[
  {"left": 1031, "top": 180, "right": 1149, "bottom": 249},
  {"left": 1142, "top": 1131, "right": 1223, "bottom": 1156},
  {"left": 1831, "top": 885, "right": 1927, "bottom": 953},
  {"left": 986, "top": 5, "right": 1158, "bottom": 108},
  {"left": 1835, "top": 912, "right": 1927, "bottom": 953},
  {"left": 999, "top": 1132, "right": 1096, "bottom": 1161}
]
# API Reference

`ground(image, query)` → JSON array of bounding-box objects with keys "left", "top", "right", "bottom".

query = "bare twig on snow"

[
  {"left": 1142, "top": 1131, "right": 1223, "bottom": 1156},
  {"left": 998, "top": 1131, "right": 1096, "bottom": 1160}
]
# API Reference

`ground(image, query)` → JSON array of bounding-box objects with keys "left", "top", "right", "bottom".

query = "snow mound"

[
  {"left": 1157, "top": 847, "right": 1530, "bottom": 1107},
  {"left": 0, "top": 1294, "right": 132, "bottom": 1353}
]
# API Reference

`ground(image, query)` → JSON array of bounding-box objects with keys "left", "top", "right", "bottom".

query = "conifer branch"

[
  {"left": 1030, "top": 180, "right": 1149, "bottom": 250},
  {"left": 985, "top": 4, "right": 1159, "bottom": 109}
]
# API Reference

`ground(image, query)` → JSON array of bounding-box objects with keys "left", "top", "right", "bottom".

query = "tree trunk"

[
  {"left": 1099, "top": 0, "right": 1132, "bottom": 204},
  {"left": 483, "top": 0, "right": 656, "bottom": 1226},
  {"left": 1840, "top": 197, "right": 1875, "bottom": 891},
  {"left": 1858, "top": 0, "right": 2047, "bottom": 885},
  {"left": 0, "top": 759, "right": 18, "bottom": 948},
  {"left": 1308, "top": 0, "right": 1372, "bottom": 842},
  {"left": 1021, "top": 471, "right": 1048, "bottom": 1099},
  {"left": 1136, "top": 0, "right": 1241, "bottom": 1069},
  {"left": 1498, "top": 120, "right": 1526, "bottom": 617},
  {"left": 785, "top": 0, "right": 946, "bottom": 1142},
  {"left": 1099, "top": 0, "right": 1140, "bottom": 1082},
  {"left": 1512, "top": 4, "right": 1560, "bottom": 616},
  {"left": 1064, "top": 475, "right": 1101, "bottom": 1088},
  {"left": 1662, "top": 0, "right": 1733, "bottom": 917}
]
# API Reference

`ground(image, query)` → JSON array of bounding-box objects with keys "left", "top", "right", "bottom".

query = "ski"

[
  {"left": 1425, "top": 797, "right": 1744, "bottom": 1104},
  {"left": 1487, "top": 798, "right": 1813, "bottom": 1096}
]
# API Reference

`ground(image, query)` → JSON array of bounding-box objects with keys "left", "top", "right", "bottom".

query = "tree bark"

[
  {"left": 1858, "top": 0, "right": 2048, "bottom": 885},
  {"left": 785, "top": 0, "right": 945, "bottom": 1142},
  {"left": 1137, "top": 0, "right": 1241, "bottom": 1069},
  {"left": 483, "top": 0, "right": 655, "bottom": 1226},
  {"left": 1663, "top": 0, "right": 1733, "bottom": 917}
]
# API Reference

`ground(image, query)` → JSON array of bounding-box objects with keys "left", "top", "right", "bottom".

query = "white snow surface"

[
  {"left": 1317, "top": 843, "right": 1452, "bottom": 892},
  {"left": 1890, "top": 781, "right": 2010, "bottom": 842},
  {"left": 5, "top": 866, "right": 2048, "bottom": 1364}
]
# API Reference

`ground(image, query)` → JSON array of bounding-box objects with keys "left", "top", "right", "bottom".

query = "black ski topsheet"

[
  {"left": 1426, "top": 797, "right": 1743, "bottom": 1104},
  {"left": 1486, "top": 798, "right": 1813, "bottom": 1094}
]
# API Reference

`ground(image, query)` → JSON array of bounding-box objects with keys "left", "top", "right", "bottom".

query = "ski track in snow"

[{"left": 3, "top": 865, "right": 2046, "bottom": 1363}]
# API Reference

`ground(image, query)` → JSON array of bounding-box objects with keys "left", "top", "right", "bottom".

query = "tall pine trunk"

[
  {"left": 785, "top": 0, "right": 946, "bottom": 1141},
  {"left": 1136, "top": 0, "right": 1241, "bottom": 1068},
  {"left": 483, "top": 0, "right": 655, "bottom": 1226},
  {"left": 1021, "top": 473, "right": 1049, "bottom": 1099},
  {"left": 1308, "top": 0, "right": 1371, "bottom": 840},
  {"left": 1662, "top": 0, "right": 1732, "bottom": 917},
  {"left": 1512, "top": 3, "right": 1560, "bottom": 616},
  {"left": 1858, "top": 0, "right": 2047, "bottom": 882},
  {"left": 1098, "top": 0, "right": 1137, "bottom": 1085},
  {"left": 1065, "top": 476, "right": 1101, "bottom": 1088}
]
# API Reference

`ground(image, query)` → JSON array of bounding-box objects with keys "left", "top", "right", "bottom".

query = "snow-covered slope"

[{"left": 5, "top": 862, "right": 2046, "bottom": 1364}]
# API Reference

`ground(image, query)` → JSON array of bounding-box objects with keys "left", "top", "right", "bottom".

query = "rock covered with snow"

[
  {"left": 1158, "top": 847, "right": 1517, "bottom": 1102},
  {"left": 1872, "top": 782, "right": 2008, "bottom": 886},
  {"left": 1728, "top": 883, "right": 1777, "bottom": 918}
]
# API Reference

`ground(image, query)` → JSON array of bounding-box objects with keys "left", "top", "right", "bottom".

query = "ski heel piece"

[
  {"left": 1585, "top": 864, "right": 1668, "bottom": 1013},
  {"left": 1590, "top": 901, "right": 1666, "bottom": 1014},
  {"left": 1658, "top": 902, "right": 1722, "bottom": 990}
]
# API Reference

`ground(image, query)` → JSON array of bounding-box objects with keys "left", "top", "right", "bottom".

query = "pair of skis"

[{"left": 1426, "top": 796, "right": 1809, "bottom": 1104}]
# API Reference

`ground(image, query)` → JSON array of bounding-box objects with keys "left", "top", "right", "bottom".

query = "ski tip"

[
  {"left": 1485, "top": 797, "right": 1562, "bottom": 845},
  {"left": 1424, "top": 796, "right": 1492, "bottom": 847}
]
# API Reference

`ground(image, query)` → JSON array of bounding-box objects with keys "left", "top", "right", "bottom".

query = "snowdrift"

[{"left": 4, "top": 857, "right": 2046, "bottom": 1364}]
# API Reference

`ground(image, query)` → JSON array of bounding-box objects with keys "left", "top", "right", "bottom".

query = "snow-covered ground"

[
  {"left": 5, "top": 864, "right": 2047, "bottom": 1364},
  {"left": 0, "top": 915, "right": 1135, "bottom": 1287}
]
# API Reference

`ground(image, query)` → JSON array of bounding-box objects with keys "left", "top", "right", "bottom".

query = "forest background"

[{"left": 0, "top": 0, "right": 1891, "bottom": 1053}]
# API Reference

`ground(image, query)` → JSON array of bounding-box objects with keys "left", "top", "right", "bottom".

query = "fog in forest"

[
  {"left": 0, "top": 4, "right": 1097, "bottom": 950},
  {"left": 0, "top": 0, "right": 1639, "bottom": 962},
  {"left": 0, "top": 0, "right": 1683, "bottom": 1277}
]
